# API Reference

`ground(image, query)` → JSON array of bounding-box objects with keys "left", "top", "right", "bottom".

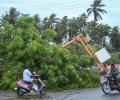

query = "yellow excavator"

[{"left": 61, "top": 34, "right": 107, "bottom": 72}]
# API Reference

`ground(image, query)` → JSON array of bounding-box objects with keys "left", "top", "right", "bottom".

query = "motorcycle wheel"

[
  {"left": 102, "top": 81, "right": 111, "bottom": 94},
  {"left": 40, "top": 87, "right": 46, "bottom": 95},
  {"left": 16, "top": 87, "right": 25, "bottom": 96}
]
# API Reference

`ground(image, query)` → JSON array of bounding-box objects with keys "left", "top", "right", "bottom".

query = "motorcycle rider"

[
  {"left": 23, "top": 66, "right": 32, "bottom": 84},
  {"left": 110, "top": 64, "right": 118, "bottom": 78},
  {"left": 110, "top": 64, "right": 119, "bottom": 84},
  {"left": 16, "top": 68, "right": 46, "bottom": 96}
]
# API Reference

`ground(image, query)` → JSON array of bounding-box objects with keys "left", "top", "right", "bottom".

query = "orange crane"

[{"left": 61, "top": 34, "right": 106, "bottom": 72}]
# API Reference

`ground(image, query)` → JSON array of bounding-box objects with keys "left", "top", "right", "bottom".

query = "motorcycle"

[
  {"left": 102, "top": 73, "right": 120, "bottom": 94},
  {"left": 16, "top": 72, "right": 46, "bottom": 96}
]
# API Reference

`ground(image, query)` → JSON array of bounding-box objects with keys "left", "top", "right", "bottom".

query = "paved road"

[{"left": 1, "top": 87, "right": 120, "bottom": 100}]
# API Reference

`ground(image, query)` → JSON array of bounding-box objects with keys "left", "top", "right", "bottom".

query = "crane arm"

[
  {"left": 62, "top": 35, "right": 79, "bottom": 48},
  {"left": 61, "top": 34, "right": 106, "bottom": 72}
]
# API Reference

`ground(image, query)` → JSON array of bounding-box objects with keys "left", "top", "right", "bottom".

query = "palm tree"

[
  {"left": 48, "top": 13, "right": 59, "bottom": 29},
  {"left": 76, "top": 13, "right": 87, "bottom": 33},
  {"left": 2, "top": 7, "right": 19, "bottom": 27},
  {"left": 42, "top": 13, "right": 59, "bottom": 29},
  {"left": 34, "top": 14, "right": 42, "bottom": 31},
  {"left": 53, "top": 16, "right": 69, "bottom": 43},
  {"left": 68, "top": 13, "right": 87, "bottom": 39},
  {"left": 59, "top": 16, "right": 69, "bottom": 37},
  {"left": 68, "top": 17, "right": 77, "bottom": 38},
  {"left": 110, "top": 27, "right": 120, "bottom": 51},
  {"left": 43, "top": 17, "right": 49, "bottom": 29},
  {"left": 87, "top": 0, "right": 107, "bottom": 21}
]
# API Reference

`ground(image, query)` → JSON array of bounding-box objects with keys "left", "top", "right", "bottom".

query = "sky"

[{"left": 0, "top": 0, "right": 120, "bottom": 28}]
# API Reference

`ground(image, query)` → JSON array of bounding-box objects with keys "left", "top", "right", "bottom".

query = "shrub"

[
  {"left": 0, "top": 67, "right": 22, "bottom": 90},
  {"left": 106, "top": 52, "right": 120, "bottom": 63}
]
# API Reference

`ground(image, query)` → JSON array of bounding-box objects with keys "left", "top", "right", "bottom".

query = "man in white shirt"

[{"left": 23, "top": 68, "right": 32, "bottom": 83}]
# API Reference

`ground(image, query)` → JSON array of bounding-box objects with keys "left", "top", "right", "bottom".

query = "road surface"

[{"left": 0, "top": 87, "right": 120, "bottom": 100}]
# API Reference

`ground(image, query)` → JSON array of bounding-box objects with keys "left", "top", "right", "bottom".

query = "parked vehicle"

[
  {"left": 102, "top": 73, "right": 120, "bottom": 94},
  {"left": 16, "top": 72, "right": 46, "bottom": 96}
]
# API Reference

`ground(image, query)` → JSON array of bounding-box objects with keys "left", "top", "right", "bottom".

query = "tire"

[
  {"left": 102, "top": 81, "right": 111, "bottom": 94},
  {"left": 16, "top": 87, "right": 25, "bottom": 96},
  {"left": 40, "top": 87, "right": 46, "bottom": 95}
]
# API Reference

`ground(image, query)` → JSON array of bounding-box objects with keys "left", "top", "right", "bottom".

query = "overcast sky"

[{"left": 0, "top": 0, "right": 120, "bottom": 28}]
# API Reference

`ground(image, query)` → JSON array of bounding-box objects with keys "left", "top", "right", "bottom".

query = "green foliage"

[
  {"left": 79, "top": 55, "right": 95, "bottom": 69},
  {"left": 79, "top": 70, "right": 100, "bottom": 88},
  {"left": 0, "top": 12, "right": 100, "bottom": 90},
  {"left": 0, "top": 67, "right": 22, "bottom": 90},
  {"left": 16, "top": 16, "right": 35, "bottom": 29},
  {"left": 110, "top": 27, "right": 120, "bottom": 51},
  {"left": 42, "top": 29, "right": 57, "bottom": 41},
  {"left": 7, "top": 36, "right": 24, "bottom": 50},
  {"left": 87, "top": 0, "right": 107, "bottom": 21},
  {"left": 91, "top": 43, "right": 103, "bottom": 52},
  {"left": 0, "top": 16, "right": 40, "bottom": 66},
  {"left": 106, "top": 52, "right": 120, "bottom": 63}
]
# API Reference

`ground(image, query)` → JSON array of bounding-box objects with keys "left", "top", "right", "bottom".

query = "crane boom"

[{"left": 62, "top": 34, "right": 106, "bottom": 72}]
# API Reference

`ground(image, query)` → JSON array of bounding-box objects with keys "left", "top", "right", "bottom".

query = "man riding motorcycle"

[
  {"left": 23, "top": 68, "right": 32, "bottom": 84},
  {"left": 16, "top": 66, "right": 46, "bottom": 96},
  {"left": 110, "top": 64, "right": 120, "bottom": 84},
  {"left": 110, "top": 64, "right": 118, "bottom": 78},
  {"left": 102, "top": 64, "right": 120, "bottom": 94}
]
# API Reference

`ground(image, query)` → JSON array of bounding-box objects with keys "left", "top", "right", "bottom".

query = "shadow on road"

[
  {"left": 6, "top": 94, "right": 47, "bottom": 100},
  {"left": 103, "top": 92, "right": 120, "bottom": 99}
]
